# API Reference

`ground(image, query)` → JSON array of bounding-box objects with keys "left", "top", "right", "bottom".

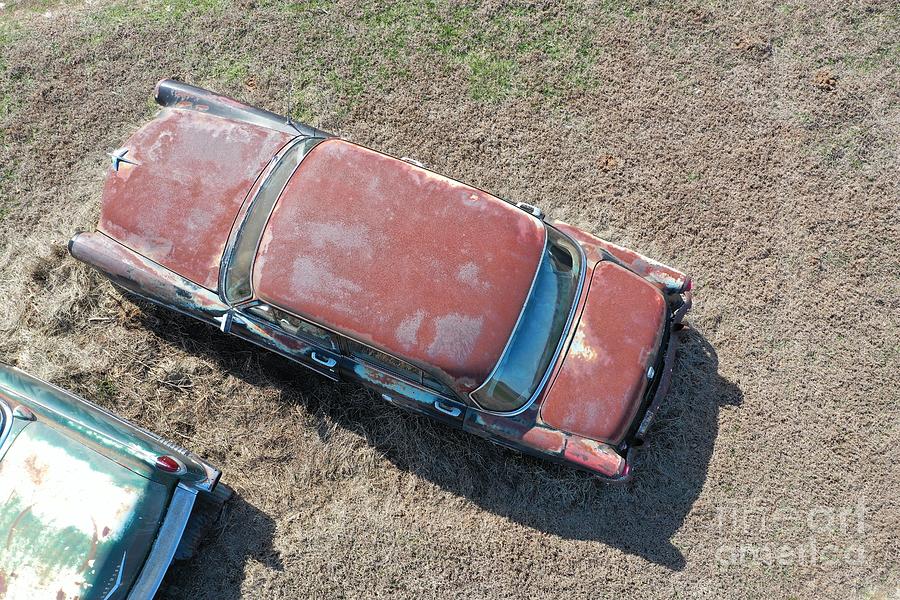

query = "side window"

[
  {"left": 344, "top": 338, "right": 421, "bottom": 380},
  {"left": 343, "top": 338, "right": 455, "bottom": 398},
  {"left": 246, "top": 304, "right": 338, "bottom": 350},
  {"left": 422, "top": 374, "right": 457, "bottom": 398}
]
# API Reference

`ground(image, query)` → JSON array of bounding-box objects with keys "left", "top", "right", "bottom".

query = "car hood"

[
  {"left": 98, "top": 107, "right": 293, "bottom": 291},
  {"left": 0, "top": 421, "right": 169, "bottom": 599},
  {"left": 540, "top": 262, "right": 667, "bottom": 444}
]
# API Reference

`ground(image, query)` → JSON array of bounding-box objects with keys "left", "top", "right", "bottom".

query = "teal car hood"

[{"left": 0, "top": 421, "right": 168, "bottom": 599}]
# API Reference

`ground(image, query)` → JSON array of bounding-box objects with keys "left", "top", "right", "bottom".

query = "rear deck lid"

[
  {"left": 540, "top": 262, "right": 667, "bottom": 444},
  {"left": 0, "top": 422, "right": 169, "bottom": 599}
]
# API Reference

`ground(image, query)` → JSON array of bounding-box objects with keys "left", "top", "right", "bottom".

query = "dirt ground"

[{"left": 0, "top": 0, "right": 897, "bottom": 598}]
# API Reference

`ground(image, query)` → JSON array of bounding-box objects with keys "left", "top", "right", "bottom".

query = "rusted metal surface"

[
  {"left": 98, "top": 107, "right": 293, "bottom": 291},
  {"left": 252, "top": 139, "right": 547, "bottom": 395},
  {"left": 0, "top": 365, "right": 226, "bottom": 598},
  {"left": 465, "top": 405, "right": 625, "bottom": 478},
  {"left": 0, "top": 421, "right": 167, "bottom": 599},
  {"left": 69, "top": 231, "right": 230, "bottom": 328},
  {"left": 552, "top": 220, "right": 689, "bottom": 292},
  {"left": 71, "top": 80, "right": 698, "bottom": 481},
  {"left": 352, "top": 363, "right": 466, "bottom": 428},
  {"left": 154, "top": 79, "right": 329, "bottom": 139},
  {"left": 521, "top": 424, "right": 567, "bottom": 454},
  {"left": 563, "top": 435, "right": 626, "bottom": 477},
  {"left": 0, "top": 366, "right": 220, "bottom": 494},
  {"left": 540, "top": 262, "right": 667, "bottom": 444},
  {"left": 228, "top": 313, "right": 340, "bottom": 381}
]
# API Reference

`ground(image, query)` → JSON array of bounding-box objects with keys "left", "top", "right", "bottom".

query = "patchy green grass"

[
  {"left": 284, "top": 0, "right": 616, "bottom": 106},
  {"left": 90, "top": 0, "right": 228, "bottom": 24},
  {"left": 0, "top": 0, "right": 898, "bottom": 598},
  {"left": 0, "top": 20, "right": 23, "bottom": 223},
  {"left": 465, "top": 53, "right": 518, "bottom": 101},
  {"left": 94, "top": 376, "right": 119, "bottom": 403},
  {"left": 817, "top": 124, "right": 876, "bottom": 169},
  {"left": 0, "top": 169, "right": 13, "bottom": 222}
]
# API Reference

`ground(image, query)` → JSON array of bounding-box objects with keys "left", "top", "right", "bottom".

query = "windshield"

[
  {"left": 471, "top": 227, "right": 582, "bottom": 413},
  {"left": 223, "top": 136, "right": 324, "bottom": 303}
]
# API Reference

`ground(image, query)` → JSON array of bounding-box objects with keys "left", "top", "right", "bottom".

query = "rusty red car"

[{"left": 70, "top": 80, "right": 692, "bottom": 481}]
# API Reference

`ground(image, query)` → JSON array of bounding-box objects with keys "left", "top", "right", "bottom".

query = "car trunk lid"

[
  {"left": 540, "top": 262, "right": 667, "bottom": 444},
  {"left": 0, "top": 421, "right": 169, "bottom": 599}
]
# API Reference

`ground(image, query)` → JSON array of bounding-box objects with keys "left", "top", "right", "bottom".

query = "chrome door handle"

[
  {"left": 310, "top": 351, "right": 337, "bottom": 368},
  {"left": 434, "top": 400, "right": 462, "bottom": 418}
]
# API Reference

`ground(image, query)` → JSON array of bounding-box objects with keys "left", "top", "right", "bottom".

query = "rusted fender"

[
  {"left": 0, "top": 419, "right": 168, "bottom": 599},
  {"left": 465, "top": 407, "right": 627, "bottom": 480},
  {"left": 552, "top": 220, "right": 690, "bottom": 293},
  {"left": 154, "top": 79, "right": 330, "bottom": 138},
  {"left": 69, "top": 231, "right": 230, "bottom": 326}
]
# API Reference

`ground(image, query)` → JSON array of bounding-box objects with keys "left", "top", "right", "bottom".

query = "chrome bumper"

[
  {"left": 635, "top": 290, "right": 692, "bottom": 441},
  {"left": 127, "top": 483, "right": 197, "bottom": 599}
]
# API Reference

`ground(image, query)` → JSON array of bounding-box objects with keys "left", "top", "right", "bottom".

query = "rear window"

[{"left": 470, "top": 227, "right": 582, "bottom": 413}]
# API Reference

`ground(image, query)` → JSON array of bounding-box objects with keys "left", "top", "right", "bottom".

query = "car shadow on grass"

[
  {"left": 138, "top": 302, "right": 740, "bottom": 575},
  {"left": 160, "top": 494, "right": 282, "bottom": 600}
]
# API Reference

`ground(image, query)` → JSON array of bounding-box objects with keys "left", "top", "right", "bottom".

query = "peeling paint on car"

[
  {"left": 69, "top": 231, "right": 230, "bottom": 328},
  {"left": 541, "top": 262, "right": 668, "bottom": 444},
  {"left": 252, "top": 139, "right": 546, "bottom": 395},
  {"left": 71, "top": 80, "right": 694, "bottom": 482},
  {"left": 0, "top": 365, "right": 226, "bottom": 599},
  {"left": 563, "top": 435, "right": 626, "bottom": 477},
  {"left": 553, "top": 220, "right": 690, "bottom": 292},
  {"left": 0, "top": 422, "right": 168, "bottom": 600},
  {"left": 98, "top": 107, "right": 293, "bottom": 291}
]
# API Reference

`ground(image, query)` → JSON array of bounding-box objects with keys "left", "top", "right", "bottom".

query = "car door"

[
  {"left": 338, "top": 338, "right": 468, "bottom": 428},
  {"left": 224, "top": 301, "right": 342, "bottom": 380}
]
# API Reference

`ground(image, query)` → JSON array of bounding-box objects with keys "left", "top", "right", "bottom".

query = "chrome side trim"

[
  {"left": 101, "top": 551, "right": 127, "bottom": 600},
  {"left": 0, "top": 399, "right": 13, "bottom": 451},
  {"left": 468, "top": 224, "right": 588, "bottom": 417},
  {"left": 127, "top": 483, "right": 198, "bottom": 599},
  {"left": 0, "top": 365, "right": 221, "bottom": 492},
  {"left": 236, "top": 299, "right": 461, "bottom": 402}
]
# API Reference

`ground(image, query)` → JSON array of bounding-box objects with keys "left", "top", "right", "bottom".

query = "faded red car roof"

[
  {"left": 99, "top": 109, "right": 293, "bottom": 290},
  {"left": 253, "top": 139, "right": 547, "bottom": 393}
]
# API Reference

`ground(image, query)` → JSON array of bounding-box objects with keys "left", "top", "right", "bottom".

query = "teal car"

[{"left": 0, "top": 364, "right": 229, "bottom": 599}]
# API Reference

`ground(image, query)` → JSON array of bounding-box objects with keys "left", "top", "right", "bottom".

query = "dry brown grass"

[{"left": 0, "top": 0, "right": 898, "bottom": 598}]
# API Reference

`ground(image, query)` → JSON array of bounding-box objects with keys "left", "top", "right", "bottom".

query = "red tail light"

[{"left": 155, "top": 455, "right": 185, "bottom": 474}]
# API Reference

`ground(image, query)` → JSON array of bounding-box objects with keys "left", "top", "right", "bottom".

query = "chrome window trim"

[
  {"left": 468, "top": 224, "right": 587, "bottom": 417},
  {"left": 237, "top": 300, "right": 461, "bottom": 403},
  {"left": 219, "top": 135, "right": 327, "bottom": 305},
  {"left": 340, "top": 337, "right": 457, "bottom": 398},
  {"left": 236, "top": 299, "right": 341, "bottom": 353},
  {"left": 467, "top": 224, "right": 548, "bottom": 411},
  {"left": 127, "top": 483, "right": 198, "bottom": 599},
  {"left": 351, "top": 352, "right": 460, "bottom": 402},
  {"left": 0, "top": 399, "right": 13, "bottom": 451}
]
